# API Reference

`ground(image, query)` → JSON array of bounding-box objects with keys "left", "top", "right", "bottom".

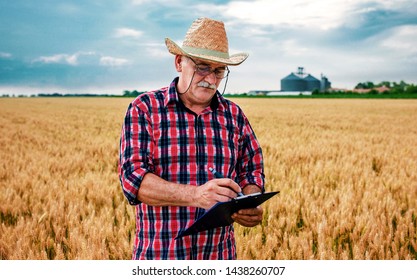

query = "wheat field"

[{"left": 0, "top": 97, "right": 416, "bottom": 260}]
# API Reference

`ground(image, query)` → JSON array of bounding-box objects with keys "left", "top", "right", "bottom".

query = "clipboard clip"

[{"left": 233, "top": 192, "right": 262, "bottom": 200}]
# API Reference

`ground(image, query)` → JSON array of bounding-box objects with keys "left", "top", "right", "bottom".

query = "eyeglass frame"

[{"left": 186, "top": 56, "right": 230, "bottom": 80}]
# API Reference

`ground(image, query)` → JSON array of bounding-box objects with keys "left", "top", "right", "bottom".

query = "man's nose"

[{"left": 205, "top": 71, "right": 217, "bottom": 84}]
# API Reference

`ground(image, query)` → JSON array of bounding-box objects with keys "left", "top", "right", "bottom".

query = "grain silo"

[
  {"left": 304, "top": 74, "right": 321, "bottom": 91},
  {"left": 281, "top": 73, "right": 306, "bottom": 91},
  {"left": 320, "top": 74, "right": 331, "bottom": 91},
  {"left": 279, "top": 67, "right": 332, "bottom": 93}
]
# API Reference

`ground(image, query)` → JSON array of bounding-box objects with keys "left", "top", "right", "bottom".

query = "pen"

[{"left": 208, "top": 167, "right": 244, "bottom": 197}]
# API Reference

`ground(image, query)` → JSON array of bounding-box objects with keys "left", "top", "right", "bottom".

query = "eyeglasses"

[{"left": 187, "top": 57, "right": 230, "bottom": 80}]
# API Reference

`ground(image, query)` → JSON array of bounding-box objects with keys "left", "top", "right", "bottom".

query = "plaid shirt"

[{"left": 119, "top": 78, "right": 264, "bottom": 260}]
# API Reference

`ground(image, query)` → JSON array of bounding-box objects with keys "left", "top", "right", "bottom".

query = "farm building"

[
  {"left": 281, "top": 67, "right": 331, "bottom": 92},
  {"left": 248, "top": 67, "right": 332, "bottom": 96}
]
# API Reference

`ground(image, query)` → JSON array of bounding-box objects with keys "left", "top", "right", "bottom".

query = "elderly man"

[{"left": 119, "top": 17, "right": 265, "bottom": 260}]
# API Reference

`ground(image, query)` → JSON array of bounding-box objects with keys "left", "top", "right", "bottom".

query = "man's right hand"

[{"left": 195, "top": 178, "right": 242, "bottom": 209}]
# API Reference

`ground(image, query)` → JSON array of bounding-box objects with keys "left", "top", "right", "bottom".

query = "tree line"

[
  {"left": 313, "top": 80, "right": 417, "bottom": 96},
  {"left": 354, "top": 80, "right": 417, "bottom": 93}
]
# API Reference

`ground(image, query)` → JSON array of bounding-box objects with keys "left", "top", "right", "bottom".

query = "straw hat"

[{"left": 165, "top": 17, "right": 248, "bottom": 66}]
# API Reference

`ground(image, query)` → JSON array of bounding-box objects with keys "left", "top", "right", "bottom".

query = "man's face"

[{"left": 177, "top": 56, "right": 228, "bottom": 107}]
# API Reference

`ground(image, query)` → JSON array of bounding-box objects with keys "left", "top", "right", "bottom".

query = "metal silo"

[
  {"left": 304, "top": 74, "right": 321, "bottom": 91},
  {"left": 321, "top": 74, "right": 331, "bottom": 91},
  {"left": 281, "top": 73, "right": 305, "bottom": 91}
]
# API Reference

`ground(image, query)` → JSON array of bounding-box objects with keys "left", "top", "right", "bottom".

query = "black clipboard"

[{"left": 176, "top": 191, "right": 279, "bottom": 238}]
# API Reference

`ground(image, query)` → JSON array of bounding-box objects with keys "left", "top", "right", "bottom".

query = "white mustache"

[{"left": 197, "top": 81, "right": 216, "bottom": 90}]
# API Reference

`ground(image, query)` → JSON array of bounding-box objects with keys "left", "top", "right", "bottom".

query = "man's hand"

[
  {"left": 232, "top": 206, "right": 263, "bottom": 227},
  {"left": 232, "top": 184, "right": 264, "bottom": 227},
  {"left": 195, "top": 178, "right": 242, "bottom": 209}
]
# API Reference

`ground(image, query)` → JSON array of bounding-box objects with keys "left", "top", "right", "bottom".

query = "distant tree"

[
  {"left": 405, "top": 84, "right": 417, "bottom": 94},
  {"left": 354, "top": 83, "right": 363, "bottom": 89},
  {"left": 367, "top": 81, "right": 376, "bottom": 89},
  {"left": 355, "top": 81, "right": 375, "bottom": 89},
  {"left": 123, "top": 90, "right": 145, "bottom": 97},
  {"left": 377, "top": 81, "right": 391, "bottom": 88}
]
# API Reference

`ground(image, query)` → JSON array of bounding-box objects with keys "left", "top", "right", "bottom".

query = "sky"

[{"left": 1, "top": 0, "right": 416, "bottom": 95}]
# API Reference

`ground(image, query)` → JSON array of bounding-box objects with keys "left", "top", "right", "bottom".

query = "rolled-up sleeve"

[
  {"left": 118, "top": 102, "right": 153, "bottom": 205},
  {"left": 237, "top": 115, "right": 265, "bottom": 192}
]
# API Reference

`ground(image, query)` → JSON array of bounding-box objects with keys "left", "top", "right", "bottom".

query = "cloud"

[
  {"left": 380, "top": 25, "right": 417, "bottom": 54},
  {"left": 139, "top": 43, "right": 172, "bottom": 58},
  {"left": 198, "top": 0, "right": 416, "bottom": 31},
  {"left": 114, "top": 28, "right": 143, "bottom": 38},
  {"left": 131, "top": 0, "right": 149, "bottom": 4},
  {"left": 196, "top": 0, "right": 350, "bottom": 30},
  {"left": 33, "top": 52, "right": 96, "bottom": 66},
  {"left": 99, "top": 56, "right": 130, "bottom": 67},
  {"left": 34, "top": 54, "right": 78, "bottom": 65},
  {"left": 279, "top": 40, "right": 309, "bottom": 57},
  {"left": 32, "top": 51, "right": 131, "bottom": 68},
  {"left": 56, "top": 2, "right": 82, "bottom": 15},
  {"left": 131, "top": 0, "right": 175, "bottom": 5},
  {"left": 0, "top": 52, "right": 12, "bottom": 59},
  {"left": 267, "top": 1, "right": 346, "bottom": 29}
]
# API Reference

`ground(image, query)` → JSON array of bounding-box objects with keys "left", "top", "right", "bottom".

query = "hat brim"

[{"left": 165, "top": 38, "right": 248, "bottom": 66}]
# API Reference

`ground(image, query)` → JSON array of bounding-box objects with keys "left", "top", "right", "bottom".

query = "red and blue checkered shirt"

[{"left": 119, "top": 78, "right": 264, "bottom": 259}]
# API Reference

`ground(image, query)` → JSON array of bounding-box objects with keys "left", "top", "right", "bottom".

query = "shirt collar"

[
  {"left": 164, "top": 77, "right": 225, "bottom": 112},
  {"left": 163, "top": 78, "right": 181, "bottom": 107}
]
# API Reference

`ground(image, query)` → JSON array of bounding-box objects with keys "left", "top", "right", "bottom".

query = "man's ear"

[{"left": 174, "top": 55, "right": 183, "bottom": 72}]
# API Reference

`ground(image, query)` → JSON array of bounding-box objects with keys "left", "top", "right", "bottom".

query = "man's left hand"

[{"left": 232, "top": 206, "right": 263, "bottom": 227}]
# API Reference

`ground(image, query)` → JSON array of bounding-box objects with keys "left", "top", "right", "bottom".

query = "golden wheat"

[
  {"left": 0, "top": 97, "right": 416, "bottom": 260},
  {"left": 234, "top": 98, "right": 417, "bottom": 259}
]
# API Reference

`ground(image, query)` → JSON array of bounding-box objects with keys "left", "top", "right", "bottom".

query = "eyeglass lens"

[{"left": 188, "top": 57, "right": 229, "bottom": 79}]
